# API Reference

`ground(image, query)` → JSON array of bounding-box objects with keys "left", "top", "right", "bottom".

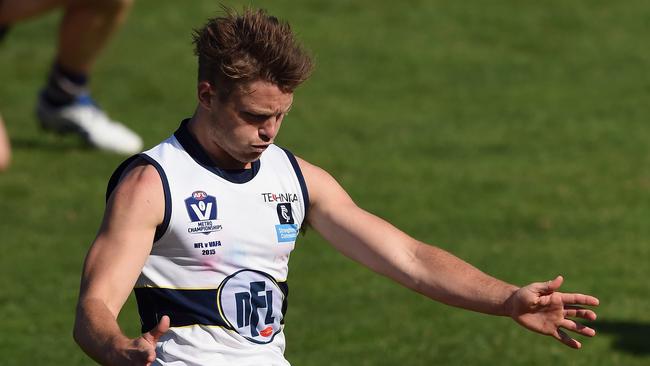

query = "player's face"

[{"left": 206, "top": 80, "right": 293, "bottom": 168}]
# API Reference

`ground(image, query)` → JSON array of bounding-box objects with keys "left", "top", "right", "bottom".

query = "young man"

[
  {"left": 0, "top": 0, "right": 142, "bottom": 167},
  {"left": 73, "top": 8, "right": 599, "bottom": 366}
]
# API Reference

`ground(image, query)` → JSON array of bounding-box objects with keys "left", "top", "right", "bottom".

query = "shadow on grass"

[
  {"left": 591, "top": 320, "right": 650, "bottom": 355},
  {"left": 10, "top": 136, "right": 87, "bottom": 152}
]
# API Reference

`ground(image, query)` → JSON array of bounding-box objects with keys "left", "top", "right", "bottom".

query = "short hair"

[{"left": 192, "top": 7, "right": 314, "bottom": 99}]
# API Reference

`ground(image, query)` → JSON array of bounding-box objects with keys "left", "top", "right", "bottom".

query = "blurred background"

[{"left": 0, "top": 0, "right": 648, "bottom": 364}]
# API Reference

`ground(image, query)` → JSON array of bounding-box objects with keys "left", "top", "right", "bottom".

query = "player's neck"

[{"left": 187, "top": 114, "right": 251, "bottom": 170}]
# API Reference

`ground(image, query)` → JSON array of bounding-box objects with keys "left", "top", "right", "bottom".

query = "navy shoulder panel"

[
  {"left": 105, "top": 154, "right": 172, "bottom": 243},
  {"left": 106, "top": 154, "right": 141, "bottom": 202}
]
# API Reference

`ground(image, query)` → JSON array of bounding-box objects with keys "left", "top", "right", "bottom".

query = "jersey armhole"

[
  {"left": 280, "top": 148, "right": 310, "bottom": 219},
  {"left": 105, "top": 154, "right": 172, "bottom": 243}
]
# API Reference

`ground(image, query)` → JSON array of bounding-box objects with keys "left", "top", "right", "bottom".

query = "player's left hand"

[{"left": 506, "top": 275, "right": 599, "bottom": 349}]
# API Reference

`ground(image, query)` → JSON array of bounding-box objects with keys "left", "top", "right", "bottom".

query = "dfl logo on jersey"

[
  {"left": 184, "top": 190, "right": 222, "bottom": 234},
  {"left": 217, "top": 270, "right": 285, "bottom": 344}
]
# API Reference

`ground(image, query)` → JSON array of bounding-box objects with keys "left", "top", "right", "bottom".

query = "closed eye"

[
  {"left": 241, "top": 111, "right": 270, "bottom": 123},
  {"left": 241, "top": 110, "right": 289, "bottom": 125}
]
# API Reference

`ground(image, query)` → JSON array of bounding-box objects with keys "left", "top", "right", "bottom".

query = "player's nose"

[{"left": 259, "top": 117, "right": 280, "bottom": 142}]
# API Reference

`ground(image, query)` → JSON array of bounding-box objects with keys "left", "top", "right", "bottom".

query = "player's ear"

[{"left": 197, "top": 81, "right": 214, "bottom": 110}]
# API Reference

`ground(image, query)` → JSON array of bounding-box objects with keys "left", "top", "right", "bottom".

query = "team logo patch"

[
  {"left": 275, "top": 203, "right": 298, "bottom": 243},
  {"left": 184, "top": 190, "right": 222, "bottom": 234},
  {"left": 276, "top": 203, "right": 294, "bottom": 224},
  {"left": 217, "top": 269, "right": 285, "bottom": 344}
]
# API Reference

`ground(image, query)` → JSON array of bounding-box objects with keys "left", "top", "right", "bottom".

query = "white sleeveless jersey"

[{"left": 117, "top": 121, "right": 308, "bottom": 365}]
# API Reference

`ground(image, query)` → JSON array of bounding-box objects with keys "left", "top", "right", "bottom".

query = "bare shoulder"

[
  {"left": 294, "top": 155, "right": 335, "bottom": 192},
  {"left": 111, "top": 159, "right": 162, "bottom": 196},
  {"left": 105, "top": 158, "right": 165, "bottom": 228},
  {"left": 294, "top": 155, "right": 318, "bottom": 172},
  {"left": 111, "top": 159, "right": 163, "bottom": 198},
  {"left": 294, "top": 155, "right": 354, "bottom": 210}
]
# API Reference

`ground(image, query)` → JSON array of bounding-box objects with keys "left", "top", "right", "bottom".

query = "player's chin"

[{"left": 237, "top": 151, "right": 263, "bottom": 163}]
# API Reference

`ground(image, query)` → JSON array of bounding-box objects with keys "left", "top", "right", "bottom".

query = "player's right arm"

[{"left": 73, "top": 160, "right": 169, "bottom": 366}]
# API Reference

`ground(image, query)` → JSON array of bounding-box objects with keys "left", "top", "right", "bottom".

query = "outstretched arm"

[
  {"left": 73, "top": 160, "right": 169, "bottom": 365},
  {"left": 298, "top": 157, "right": 598, "bottom": 349}
]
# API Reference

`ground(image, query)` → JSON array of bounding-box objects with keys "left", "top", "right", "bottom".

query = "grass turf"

[{"left": 0, "top": 0, "right": 648, "bottom": 364}]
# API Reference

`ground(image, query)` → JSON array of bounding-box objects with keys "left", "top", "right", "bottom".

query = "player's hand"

[
  {"left": 506, "top": 276, "right": 599, "bottom": 349},
  {"left": 110, "top": 315, "right": 170, "bottom": 366}
]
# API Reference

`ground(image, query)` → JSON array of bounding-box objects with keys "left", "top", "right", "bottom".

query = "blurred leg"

[
  {"left": 0, "top": 0, "right": 133, "bottom": 73},
  {"left": 0, "top": 115, "right": 11, "bottom": 172},
  {"left": 2, "top": 0, "right": 141, "bottom": 155},
  {"left": 56, "top": 0, "right": 134, "bottom": 74},
  {"left": 0, "top": 0, "right": 65, "bottom": 24},
  {"left": 37, "top": 0, "right": 142, "bottom": 155},
  {"left": 41, "top": 0, "right": 134, "bottom": 106},
  {"left": 40, "top": 0, "right": 142, "bottom": 155}
]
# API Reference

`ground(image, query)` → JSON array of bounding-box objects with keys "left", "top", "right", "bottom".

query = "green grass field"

[{"left": 1, "top": 0, "right": 649, "bottom": 364}]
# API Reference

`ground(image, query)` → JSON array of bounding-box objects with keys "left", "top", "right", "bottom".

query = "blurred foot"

[{"left": 37, "top": 93, "right": 143, "bottom": 155}]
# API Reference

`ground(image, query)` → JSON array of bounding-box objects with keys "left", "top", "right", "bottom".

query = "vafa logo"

[{"left": 185, "top": 191, "right": 222, "bottom": 234}]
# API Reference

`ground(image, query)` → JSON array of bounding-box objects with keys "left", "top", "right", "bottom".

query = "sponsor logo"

[
  {"left": 184, "top": 191, "right": 222, "bottom": 234},
  {"left": 217, "top": 270, "right": 285, "bottom": 344},
  {"left": 261, "top": 192, "right": 299, "bottom": 203},
  {"left": 275, "top": 224, "right": 299, "bottom": 243}
]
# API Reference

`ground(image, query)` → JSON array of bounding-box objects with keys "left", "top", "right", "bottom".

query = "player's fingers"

[
  {"left": 554, "top": 328, "right": 581, "bottom": 349},
  {"left": 150, "top": 315, "right": 170, "bottom": 342},
  {"left": 147, "top": 348, "right": 157, "bottom": 363},
  {"left": 527, "top": 275, "right": 564, "bottom": 295},
  {"left": 143, "top": 315, "right": 170, "bottom": 345},
  {"left": 132, "top": 339, "right": 157, "bottom": 362},
  {"left": 560, "top": 292, "right": 599, "bottom": 306},
  {"left": 563, "top": 306, "right": 597, "bottom": 320},
  {"left": 559, "top": 318, "right": 596, "bottom": 337},
  {"left": 137, "top": 343, "right": 157, "bottom": 366},
  {"left": 542, "top": 275, "right": 563, "bottom": 294}
]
